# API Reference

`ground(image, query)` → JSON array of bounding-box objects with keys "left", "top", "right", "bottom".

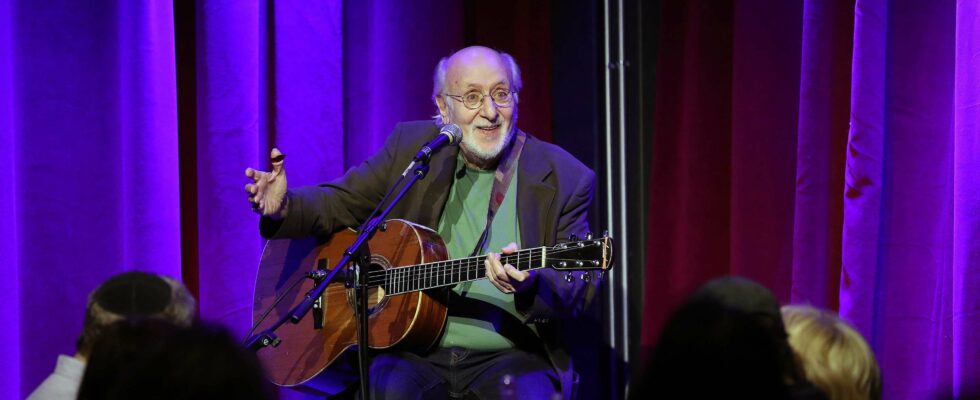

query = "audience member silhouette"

[
  {"left": 77, "top": 318, "right": 273, "bottom": 400},
  {"left": 782, "top": 305, "right": 881, "bottom": 400},
  {"left": 635, "top": 276, "right": 826, "bottom": 399}
]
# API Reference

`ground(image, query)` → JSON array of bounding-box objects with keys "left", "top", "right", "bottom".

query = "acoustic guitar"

[{"left": 251, "top": 219, "right": 613, "bottom": 388}]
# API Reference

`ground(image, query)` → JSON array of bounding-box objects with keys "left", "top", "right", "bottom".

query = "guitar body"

[{"left": 252, "top": 219, "right": 450, "bottom": 387}]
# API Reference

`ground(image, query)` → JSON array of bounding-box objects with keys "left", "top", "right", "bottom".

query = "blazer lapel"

[
  {"left": 411, "top": 144, "right": 459, "bottom": 229},
  {"left": 516, "top": 133, "right": 557, "bottom": 247}
]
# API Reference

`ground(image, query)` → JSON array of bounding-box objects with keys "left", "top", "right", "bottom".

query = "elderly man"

[{"left": 246, "top": 46, "right": 597, "bottom": 399}]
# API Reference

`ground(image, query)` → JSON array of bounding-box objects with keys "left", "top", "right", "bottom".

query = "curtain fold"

[
  {"left": 790, "top": 0, "right": 852, "bottom": 310},
  {"left": 843, "top": 0, "right": 960, "bottom": 397},
  {"left": 0, "top": 1, "right": 182, "bottom": 396},
  {"left": 952, "top": 2, "right": 980, "bottom": 395},
  {"left": 729, "top": 0, "right": 803, "bottom": 297},
  {"left": 272, "top": 1, "right": 345, "bottom": 186},
  {"left": 342, "top": 0, "right": 464, "bottom": 166},
  {"left": 191, "top": 0, "right": 346, "bottom": 342},
  {"left": 0, "top": 0, "right": 20, "bottom": 396},
  {"left": 641, "top": 0, "right": 735, "bottom": 351},
  {"left": 642, "top": 0, "right": 980, "bottom": 397},
  {"left": 193, "top": 0, "right": 268, "bottom": 337}
]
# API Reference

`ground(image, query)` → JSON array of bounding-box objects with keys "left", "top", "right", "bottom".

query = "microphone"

[{"left": 413, "top": 124, "right": 462, "bottom": 162}]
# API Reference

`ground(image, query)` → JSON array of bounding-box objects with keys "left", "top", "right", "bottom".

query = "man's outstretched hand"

[{"left": 245, "top": 148, "right": 288, "bottom": 220}]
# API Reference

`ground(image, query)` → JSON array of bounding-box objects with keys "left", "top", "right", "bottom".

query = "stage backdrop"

[
  {"left": 642, "top": 0, "right": 980, "bottom": 398},
  {"left": 3, "top": 0, "right": 980, "bottom": 399},
  {"left": 0, "top": 0, "right": 562, "bottom": 398}
]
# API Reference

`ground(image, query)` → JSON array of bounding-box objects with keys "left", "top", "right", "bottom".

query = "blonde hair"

[{"left": 781, "top": 305, "right": 882, "bottom": 400}]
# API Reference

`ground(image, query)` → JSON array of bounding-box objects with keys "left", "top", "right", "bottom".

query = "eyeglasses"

[{"left": 445, "top": 88, "right": 516, "bottom": 110}]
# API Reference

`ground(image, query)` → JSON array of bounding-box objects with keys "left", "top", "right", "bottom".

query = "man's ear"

[{"left": 436, "top": 96, "right": 450, "bottom": 124}]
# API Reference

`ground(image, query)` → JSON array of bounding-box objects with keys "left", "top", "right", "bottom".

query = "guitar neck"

[{"left": 376, "top": 247, "right": 547, "bottom": 295}]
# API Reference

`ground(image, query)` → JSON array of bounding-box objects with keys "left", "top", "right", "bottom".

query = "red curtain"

[
  {"left": 641, "top": 0, "right": 854, "bottom": 350},
  {"left": 464, "top": 0, "right": 554, "bottom": 142},
  {"left": 642, "top": 0, "right": 980, "bottom": 397}
]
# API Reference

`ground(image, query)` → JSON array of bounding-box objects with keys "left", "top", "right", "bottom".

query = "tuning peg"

[
  {"left": 602, "top": 230, "right": 609, "bottom": 238},
  {"left": 568, "top": 233, "right": 579, "bottom": 241},
  {"left": 585, "top": 232, "right": 594, "bottom": 240}
]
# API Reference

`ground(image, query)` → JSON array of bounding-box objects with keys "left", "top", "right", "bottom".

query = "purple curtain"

[
  {"left": 790, "top": 0, "right": 852, "bottom": 309},
  {"left": 191, "top": 0, "right": 345, "bottom": 343},
  {"left": 953, "top": 1, "right": 980, "bottom": 393},
  {"left": 191, "top": 0, "right": 465, "bottom": 342},
  {"left": 0, "top": 0, "right": 182, "bottom": 396},
  {"left": 342, "top": 0, "right": 464, "bottom": 164},
  {"left": 0, "top": 1, "right": 18, "bottom": 396},
  {"left": 0, "top": 0, "right": 468, "bottom": 397},
  {"left": 843, "top": 0, "right": 980, "bottom": 397}
]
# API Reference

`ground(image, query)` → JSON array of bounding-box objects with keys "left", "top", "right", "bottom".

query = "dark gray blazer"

[{"left": 261, "top": 120, "right": 598, "bottom": 398}]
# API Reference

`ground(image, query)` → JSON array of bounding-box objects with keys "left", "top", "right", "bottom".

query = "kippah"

[{"left": 92, "top": 271, "right": 172, "bottom": 316}]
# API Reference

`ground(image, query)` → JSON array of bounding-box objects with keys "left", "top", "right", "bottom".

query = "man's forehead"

[{"left": 446, "top": 56, "right": 509, "bottom": 88}]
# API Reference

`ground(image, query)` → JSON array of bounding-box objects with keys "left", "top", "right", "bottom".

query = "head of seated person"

[
  {"left": 637, "top": 276, "right": 817, "bottom": 399},
  {"left": 75, "top": 271, "right": 196, "bottom": 360},
  {"left": 782, "top": 305, "right": 881, "bottom": 400},
  {"left": 27, "top": 271, "right": 197, "bottom": 400},
  {"left": 77, "top": 318, "right": 273, "bottom": 400}
]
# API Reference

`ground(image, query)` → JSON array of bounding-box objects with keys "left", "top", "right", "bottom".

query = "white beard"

[{"left": 460, "top": 126, "right": 515, "bottom": 164}]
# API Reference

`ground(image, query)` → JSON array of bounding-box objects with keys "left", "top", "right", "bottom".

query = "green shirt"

[{"left": 436, "top": 153, "right": 528, "bottom": 349}]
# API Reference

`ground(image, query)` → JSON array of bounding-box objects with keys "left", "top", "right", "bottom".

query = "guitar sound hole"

[{"left": 345, "top": 257, "right": 389, "bottom": 316}]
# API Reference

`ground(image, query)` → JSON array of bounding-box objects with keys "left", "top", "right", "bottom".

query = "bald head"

[
  {"left": 445, "top": 47, "right": 507, "bottom": 85},
  {"left": 432, "top": 46, "right": 523, "bottom": 112}
]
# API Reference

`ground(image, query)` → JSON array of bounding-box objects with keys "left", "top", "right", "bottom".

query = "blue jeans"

[{"left": 360, "top": 347, "right": 559, "bottom": 400}]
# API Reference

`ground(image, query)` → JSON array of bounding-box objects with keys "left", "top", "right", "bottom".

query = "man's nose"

[{"left": 479, "top": 97, "right": 499, "bottom": 121}]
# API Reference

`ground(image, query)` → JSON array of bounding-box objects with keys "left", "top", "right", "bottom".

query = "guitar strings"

[
  {"left": 362, "top": 246, "right": 608, "bottom": 294},
  {"left": 310, "top": 252, "right": 606, "bottom": 297},
  {"left": 366, "top": 247, "right": 604, "bottom": 281},
  {"left": 367, "top": 256, "right": 598, "bottom": 283},
  {"left": 365, "top": 244, "right": 602, "bottom": 278}
]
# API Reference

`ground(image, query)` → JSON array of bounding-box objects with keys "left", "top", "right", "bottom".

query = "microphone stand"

[{"left": 244, "top": 156, "right": 435, "bottom": 400}]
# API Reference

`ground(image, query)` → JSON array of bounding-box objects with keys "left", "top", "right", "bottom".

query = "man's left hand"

[{"left": 485, "top": 242, "right": 536, "bottom": 294}]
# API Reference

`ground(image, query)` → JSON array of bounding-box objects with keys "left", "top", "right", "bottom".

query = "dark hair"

[
  {"left": 635, "top": 276, "right": 812, "bottom": 399},
  {"left": 638, "top": 297, "right": 793, "bottom": 399},
  {"left": 77, "top": 271, "right": 196, "bottom": 357},
  {"left": 78, "top": 319, "right": 272, "bottom": 400}
]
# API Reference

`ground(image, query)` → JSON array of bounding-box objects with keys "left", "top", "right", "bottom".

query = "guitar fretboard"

[{"left": 367, "top": 247, "right": 546, "bottom": 295}]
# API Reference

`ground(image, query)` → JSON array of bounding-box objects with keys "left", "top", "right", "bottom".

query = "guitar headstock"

[{"left": 545, "top": 234, "right": 614, "bottom": 271}]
